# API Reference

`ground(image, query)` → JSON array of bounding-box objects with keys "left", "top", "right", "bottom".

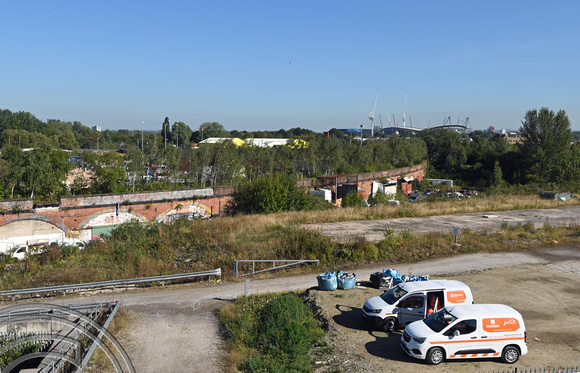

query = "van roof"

[
  {"left": 446, "top": 304, "right": 522, "bottom": 319},
  {"left": 397, "top": 279, "right": 468, "bottom": 293}
]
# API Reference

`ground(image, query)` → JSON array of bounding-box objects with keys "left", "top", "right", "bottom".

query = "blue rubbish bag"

[
  {"left": 337, "top": 271, "right": 357, "bottom": 290},
  {"left": 384, "top": 268, "right": 403, "bottom": 285},
  {"left": 317, "top": 271, "right": 338, "bottom": 291}
]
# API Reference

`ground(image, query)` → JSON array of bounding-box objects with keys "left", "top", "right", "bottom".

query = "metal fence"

[
  {"left": 481, "top": 367, "right": 579, "bottom": 373},
  {"left": 0, "top": 268, "right": 221, "bottom": 299},
  {"left": 234, "top": 259, "right": 319, "bottom": 277}
]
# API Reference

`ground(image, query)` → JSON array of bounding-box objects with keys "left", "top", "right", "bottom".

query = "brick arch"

[
  {"left": 0, "top": 214, "right": 65, "bottom": 231},
  {"left": 154, "top": 201, "right": 212, "bottom": 223},
  {"left": 79, "top": 208, "right": 149, "bottom": 229},
  {"left": 0, "top": 217, "right": 65, "bottom": 243}
]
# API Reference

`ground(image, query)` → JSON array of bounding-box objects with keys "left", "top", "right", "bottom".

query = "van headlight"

[
  {"left": 369, "top": 309, "right": 382, "bottom": 314},
  {"left": 413, "top": 336, "right": 426, "bottom": 344}
]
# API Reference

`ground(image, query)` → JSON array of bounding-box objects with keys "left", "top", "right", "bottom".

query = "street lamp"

[
  {"left": 359, "top": 125, "right": 364, "bottom": 145},
  {"left": 141, "top": 122, "right": 144, "bottom": 151}
]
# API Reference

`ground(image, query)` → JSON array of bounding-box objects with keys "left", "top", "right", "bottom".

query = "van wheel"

[
  {"left": 426, "top": 347, "right": 444, "bottom": 365},
  {"left": 381, "top": 317, "right": 398, "bottom": 333},
  {"left": 501, "top": 346, "right": 520, "bottom": 364}
]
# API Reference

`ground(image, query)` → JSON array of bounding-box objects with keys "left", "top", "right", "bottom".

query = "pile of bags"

[
  {"left": 370, "top": 268, "right": 428, "bottom": 289},
  {"left": 317, "top": 270, "right": 357, "bottom": 291}
]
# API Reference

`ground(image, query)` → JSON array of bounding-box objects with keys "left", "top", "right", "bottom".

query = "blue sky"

[{"left": 1, "top": 1, "right": 579, "bottom": 133}]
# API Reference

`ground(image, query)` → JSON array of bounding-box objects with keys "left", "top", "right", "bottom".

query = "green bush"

[
  {"left": 341, "top": 191, "right": 366, "bottom": 208},
  {"left": 225, "top": 174, "right": 328, "bottom": 215},
  {"left": 219, "top": 292, "right": 325, "bottom": 372}
]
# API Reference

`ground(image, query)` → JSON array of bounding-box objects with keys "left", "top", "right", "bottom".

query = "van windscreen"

[
  {"left": 380, "top": 286, "right": 408, "bottom": 305},
  {"left": 424, "top": 309, "right": 458, "bottom": 332}
]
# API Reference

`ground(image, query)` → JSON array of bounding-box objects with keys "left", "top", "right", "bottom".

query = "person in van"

[
  {"left": 362, "top": 280, "right": 473, "bottom": 332},
  {"left": 401, "top": 304, "right": 527, "bottom": 365}
]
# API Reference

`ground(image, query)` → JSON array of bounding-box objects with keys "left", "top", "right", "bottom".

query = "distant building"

[
  {"left": 488, "top": 126, "right": 495, "bottom": 133},
  {"left": 490, "top": 131, "right": 524, "bottom": 144},
  {"left": 92, "top": 125, "right": 101, "bottom": 132}
]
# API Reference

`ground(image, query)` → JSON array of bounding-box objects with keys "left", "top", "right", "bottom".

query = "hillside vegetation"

[{"left": 1, "top": 192, "right": 578, "bottom": 292}]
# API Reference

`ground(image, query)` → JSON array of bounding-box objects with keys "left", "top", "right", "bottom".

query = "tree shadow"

[
  {"left": 332, "top": 304, "right": 370, "bottom": 331},
  {"left": 331, "top": 302, "right": 420, "bottom": 364},
  {"left": 365, "top": 330, "right": 413, "bottom": 362}
]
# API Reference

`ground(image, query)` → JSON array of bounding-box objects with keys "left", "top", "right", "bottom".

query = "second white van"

[{"left": 362, "top": 280, "right": 473, "bottom": 332}]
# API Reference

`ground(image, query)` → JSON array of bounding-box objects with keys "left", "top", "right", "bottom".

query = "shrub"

[
  {"left": 225, "top": 174, "right": 323, "bottom": 215},
  {"left": 341, "top": 191, "right": 366, "bottom": 208}
]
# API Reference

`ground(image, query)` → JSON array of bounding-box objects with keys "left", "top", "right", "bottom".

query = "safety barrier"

[
  {"left": 0, "top": 269, "right": 221, "bottom": 299},
  {"left": 234, "top": 259, "right": 319, "bottom": 277}
]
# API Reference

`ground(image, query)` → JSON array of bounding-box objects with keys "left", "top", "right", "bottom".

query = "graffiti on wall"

[
  {"left": 155, "top": 202, "right": 212, "bottom": 223},
  {"left": 80, "top": 209, "right": 148, "bottom": 228}
]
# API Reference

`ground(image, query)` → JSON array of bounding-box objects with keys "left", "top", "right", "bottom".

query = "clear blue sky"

[{"left": 2, "top": 1, "right": 579, "bottom": 133}]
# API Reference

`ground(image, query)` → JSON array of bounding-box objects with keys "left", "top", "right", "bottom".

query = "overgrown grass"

[
  {"left": 1, "top": 193, "right": 579, "bottom": 291},
  {"left": 217, "top": 292, "right": 326, "bottom": 372}
]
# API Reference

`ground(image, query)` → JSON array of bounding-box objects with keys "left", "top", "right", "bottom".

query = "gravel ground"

[{"left": 311, "top": 251, "right": 580, "bottom": 372}]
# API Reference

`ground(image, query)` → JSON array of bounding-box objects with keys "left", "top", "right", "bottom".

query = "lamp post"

[
  {"left": 359, "top": 125, "right": 364, "bottom": 145},
  {"left": 141, "top": 122, "right": 144, "bottom": 151}
]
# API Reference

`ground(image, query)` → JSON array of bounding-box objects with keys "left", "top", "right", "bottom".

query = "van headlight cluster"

[
  {"left": 369, "top": 308, "right": 382, "bottom": 314},
  {"left": 413, "top": 336, "right": 426, "bottom": 344}
]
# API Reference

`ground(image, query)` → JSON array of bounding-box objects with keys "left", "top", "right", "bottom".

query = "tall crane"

[{"left": 369, "top": 90, "right": 379, "bottom": 137}]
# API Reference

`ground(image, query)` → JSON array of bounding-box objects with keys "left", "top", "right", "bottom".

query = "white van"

[
  {"left": 362, "top": 280, "right": 473, "bottom": 332},
  {"left": 401, "top": 304, "right": 527, "bottom": 365}
]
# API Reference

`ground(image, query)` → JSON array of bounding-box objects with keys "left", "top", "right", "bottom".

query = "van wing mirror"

[{"left": 453, "top": 330, "right": 460, "bottom": 336}]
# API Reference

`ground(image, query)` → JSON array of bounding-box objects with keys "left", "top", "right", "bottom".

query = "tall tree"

[
  {"left": 170, "top": 122, "right": 192, "bottom": 148},
  {"left": 519, "top": 108, "right": 573, "bottom": 183},
  {"left": 161, "top": 117, "right": 170, "bottom": 148},
  {"left": 196, "top": 122, "right": 227, "bottom": 142}
]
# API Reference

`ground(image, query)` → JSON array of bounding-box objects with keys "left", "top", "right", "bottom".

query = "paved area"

[{"left": 303, "top": 205, "right": 580, "bottom": 242}]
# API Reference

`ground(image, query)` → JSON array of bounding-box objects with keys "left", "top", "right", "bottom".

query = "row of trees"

[
  {"left": 0, "top": 106, "right": 576, "bottom": 202},
  {"left": 420, "top": 108, "right": 577, "bottom": 188}
]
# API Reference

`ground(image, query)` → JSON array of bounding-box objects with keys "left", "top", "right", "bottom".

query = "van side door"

[
  {"left": 442, "top": 318, "right": 479, "bottom": 359},
  {"left": 397, "top": 294, "right": 426, "bottom": 326}
]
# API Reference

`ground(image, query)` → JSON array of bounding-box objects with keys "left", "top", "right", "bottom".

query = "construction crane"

[{"left": 369, "top": 90, "right": 378, "bottom": 137}]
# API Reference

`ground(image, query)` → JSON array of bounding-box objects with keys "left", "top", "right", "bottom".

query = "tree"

[
  {"left": 195, "top": 122, "right": 228, "bottom": 142},
  {"left": 519, "top": 108, "right": 573, "bottom": 183},
  {"left": 225, "top": 174, "right": 312, "bottom": 215},
  {"left": 420, "top": 129, "right": 466, "bottom": 178},
  {"left": 170, "top": 122, "right": 192, "bottom": 148},
  {"left": 161, "top": 117, "right": 170, "bottom": 148}
]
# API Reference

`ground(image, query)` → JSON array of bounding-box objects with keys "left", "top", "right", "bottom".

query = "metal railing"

[
  {"left": 0, "top": 268, "right": 221, "bottom": 299},
  {"left": 234, "top": 259, "right": 319, "bottom": 277}
]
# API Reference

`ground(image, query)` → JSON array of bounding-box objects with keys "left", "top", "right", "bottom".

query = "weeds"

[{"left": 217, "top": 292, "right": 325, "bottom": 372}]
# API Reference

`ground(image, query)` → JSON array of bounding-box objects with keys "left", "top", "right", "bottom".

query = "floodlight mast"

[{"left": 369, "top": 90, "right": 378, "bottom": 137}]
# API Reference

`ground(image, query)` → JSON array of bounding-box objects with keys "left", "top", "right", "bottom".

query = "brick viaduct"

[{"left": 0, "top": 163, "right": 425, "bottom": 245}]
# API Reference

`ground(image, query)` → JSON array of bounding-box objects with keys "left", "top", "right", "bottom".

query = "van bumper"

[
  {"left": 361, "top": 312, "right": 384, "bottom": 329},
  {"left": 400, "top": 340, "right": 424, "bottom": 359}
]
